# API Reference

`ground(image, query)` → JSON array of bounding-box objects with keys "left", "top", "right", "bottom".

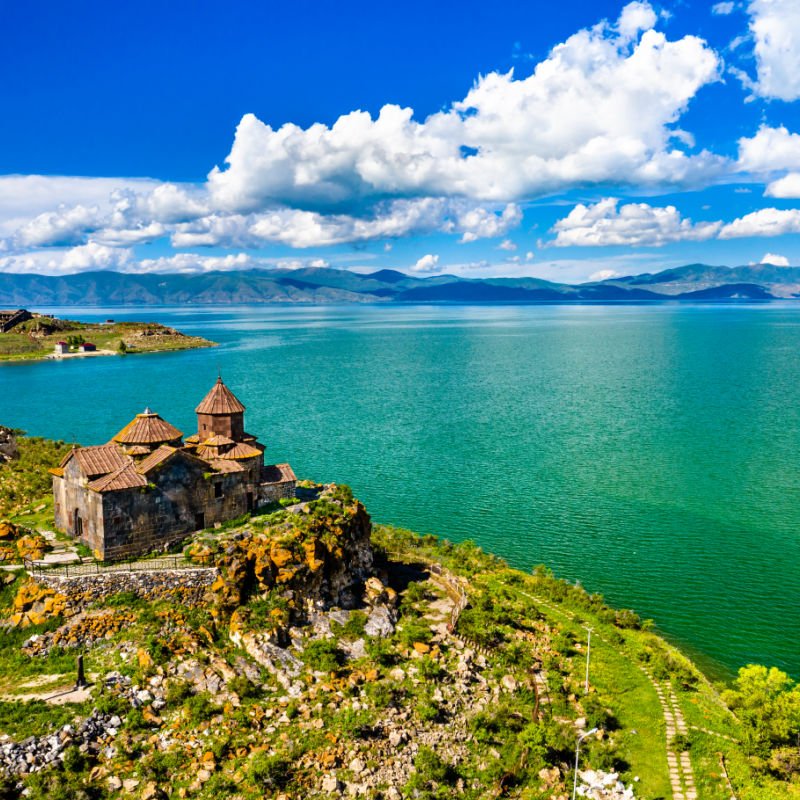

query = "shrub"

[
  {"left": 365, "top": 637, "right": 398, "bottom": 667},
  {"left": 165, "top": 679, "right": 194, "bottom": 706},
  {"left": 329, "top": 707, "right": 373, "bottom": 738},
  {"left": 364, "top": 680, "right": 402, "bottom": 710},
  {"left": 61, "top": 745, "right": 85, "bottom": 773},
  {"left": 104, "top": 591, "right": 141, "bottom": 608},
  {"left": 227, "top": 675, "right": 261, "bottom": 699},
  {"left": 397, "top": 619, "right": 433, "bottom": 647},
  {"left": 248, "top": 751, "right": 294, "bottom": 789},
  {"left": 581, "top": 693, "right": 618, "bottom": 731},
  {"left": 140, "top": 750, "right": 181, "bottom": 781},
  {"left": 671, "top": 733, "right": 692, "bottom": 752},
  {"left": 613, "top": 608, "right": 642, "bottom": 629},
  {"left": 417, "top": 656, "right": 444, "bottom": 682},
  {"left": 341, "top": 610, "right": 367, "bottom": 639},
  {"left": 184, "top": 692, "right": 217, "bottom": 724},
  {"left": 405, "top": 746, "right": 458, "bottom": 797},
  {"left": 302, "top": 638, "right": 345, "bottom": 673}
]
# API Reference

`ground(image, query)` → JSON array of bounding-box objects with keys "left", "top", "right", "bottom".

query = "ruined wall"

[{"left": 32, "top": 567, "right": 218, "bottom": 608}]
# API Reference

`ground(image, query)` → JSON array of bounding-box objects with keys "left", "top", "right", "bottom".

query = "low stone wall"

[{"left": 33, "top": 567, "right": 218, "bottom": 608}]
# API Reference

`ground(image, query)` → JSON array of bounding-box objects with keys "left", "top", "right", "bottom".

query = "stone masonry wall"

[
  {"left": 257, "top": 479, "right": 296, "bottom": 505},
  {"left": 33, "top": 568, "right": 218, "bottom": 608}
]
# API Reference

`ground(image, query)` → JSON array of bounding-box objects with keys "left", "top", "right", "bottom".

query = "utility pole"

[
  {"left": 584, "top": 627, "right": 593, "bottom": 694},
  {"left": 572, "top": 727, "right": 599, "bottom": 800}
]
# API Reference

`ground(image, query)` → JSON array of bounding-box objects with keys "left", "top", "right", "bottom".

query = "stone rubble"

[
  {"left": 577, "top": 769, "right": 637, "bottom": 799},
  {"left": 0, "top": 711, "right": 121, "bottom": 776}
]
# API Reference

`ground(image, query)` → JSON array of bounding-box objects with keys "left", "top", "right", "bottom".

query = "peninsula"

[
  {"left": 0, "top": 408, "right": 798, "bottom": 799},
  {"left": 0, "top": 310, "right": 214, "bottom": 363}
]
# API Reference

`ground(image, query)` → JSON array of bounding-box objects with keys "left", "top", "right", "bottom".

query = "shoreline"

[{"left": 0, "top": 340, "right": 217, "bottom": 365}]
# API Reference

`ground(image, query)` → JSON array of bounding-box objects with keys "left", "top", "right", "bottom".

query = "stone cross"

[{"left": 75, "top": 653, "right": 87, "bottom": 689}]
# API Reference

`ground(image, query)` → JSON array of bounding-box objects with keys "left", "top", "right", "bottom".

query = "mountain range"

[{"left": 1, "top": 263, "right": 799, "bottom": 306}]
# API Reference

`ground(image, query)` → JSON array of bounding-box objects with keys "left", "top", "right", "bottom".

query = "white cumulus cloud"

[
  {"left": 61, "top": 242, "right": 132, "bottom": 271},
  {"left": 589, "top": 269, "right": 621, "bottom": 281},
  {"left": 746, "top": 0, "right": 800, "bottom": 101},
  {"left": 760, "top": 252, "right": 790, "bottom": 265},
  {"left": 719, "top": 207, "right": 800, "bottom": 237},
  {"left": 411, "top": 254, "right": 440, "bottom": 273},
  {"left": 0, "top": 175, "right": 159, "bottom": 238},
  {"left": 552, "top": 198, "right": 722, "bottom": 246},
  {"left": 15, "top": 205, "right": 102, "bottom": 247},
  {"left": 0, "top": 242, "right": 132, "bottom": 274},
  {"left": 738, "top": 125, "right": 800, "bottom": 173},
  {"left": 208, "top": 3, "right": 721, "bottom": 211},
  {"left": 170, "top": 198, "right": 520, "bottom": 249},
  {"left": 765, "top": 171, "right": 800, "bottom": 197}
]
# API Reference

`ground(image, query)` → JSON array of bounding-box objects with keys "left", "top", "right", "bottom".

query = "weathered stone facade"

[{"left": 51, "top": 379, "right": 296, "bottom": 561}]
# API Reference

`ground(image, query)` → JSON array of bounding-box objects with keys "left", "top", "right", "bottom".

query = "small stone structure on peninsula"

[
  {"left": 50, "top": 377, "right": 296, "bottom": 560},
  {"left": 0, "top": 308, "right": 32, "bottom": 333}
]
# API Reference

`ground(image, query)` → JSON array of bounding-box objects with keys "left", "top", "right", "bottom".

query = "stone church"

[{"left": 51, "top": 378, "right": 296, "bottom": 561}]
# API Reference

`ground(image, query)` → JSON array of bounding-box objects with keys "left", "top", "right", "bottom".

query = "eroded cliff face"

[{"left": 190, "top": 484, "right": 374, "bottom": 625}]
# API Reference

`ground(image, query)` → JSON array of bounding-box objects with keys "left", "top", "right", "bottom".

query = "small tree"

[{"left": 118, "top": 340, "right": 127, "bottom": 354}]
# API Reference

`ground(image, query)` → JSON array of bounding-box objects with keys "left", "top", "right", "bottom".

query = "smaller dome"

[{"left": 112, "top": 411, "right": 183, "bottom": 446}]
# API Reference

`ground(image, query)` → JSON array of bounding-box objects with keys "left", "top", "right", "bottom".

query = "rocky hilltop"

[{"left": 0, "top": 432, "right": 798, "bottom": 799}]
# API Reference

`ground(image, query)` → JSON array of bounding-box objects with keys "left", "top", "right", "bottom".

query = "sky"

[{"left": 3, "top": 0, "right": 800, "bottom": 283}]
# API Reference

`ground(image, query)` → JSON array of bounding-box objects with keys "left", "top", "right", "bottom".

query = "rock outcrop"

[
  {"left": 0, "top": 426, "right": 18, "bottom": 464},
  {"left": 203, "top": 484, "right": 374, "bottom": 618}
]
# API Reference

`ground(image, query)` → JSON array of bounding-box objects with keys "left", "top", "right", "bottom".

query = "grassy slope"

[
  {"left": 374, "top": 526, "right": 800, "bottom": 800},
  {"left": 0, "top": 438, "right": 798, "bottom": 798},
  {"left": 0, "top": 433, "right": 72, "bottom": 523}
]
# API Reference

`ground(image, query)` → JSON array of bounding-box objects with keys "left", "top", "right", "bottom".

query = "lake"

[{"left": 2, "top": 303, "right": 799, "bottom": 678}]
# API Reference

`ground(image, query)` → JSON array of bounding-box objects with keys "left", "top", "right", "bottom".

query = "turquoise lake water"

[{"left": 1, "top": 303, "right": 799, "bottom": 678}]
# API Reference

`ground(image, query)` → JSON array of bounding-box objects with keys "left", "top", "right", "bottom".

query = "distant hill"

[{"left": 0, "top": 263, "right": 797, "bottom": 305}]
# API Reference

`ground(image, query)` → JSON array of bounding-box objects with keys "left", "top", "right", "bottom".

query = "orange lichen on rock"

[
  {"left": 0, "top": 521, "right": 18, "bottom": 540},
  {"left": 15, "top": 532, "right": 48, "bottom": 561},
  {"left": 10, "top": 579, "right": 67, "bottom": 627}
]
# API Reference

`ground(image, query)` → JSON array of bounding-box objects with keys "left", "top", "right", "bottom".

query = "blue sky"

[{"left": 3, "top": 0, "right": 800, "bottom": 282}]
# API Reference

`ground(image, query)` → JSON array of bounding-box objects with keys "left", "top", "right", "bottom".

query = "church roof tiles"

[
  {"left": 88, "top": 463, "right": 148, "bottom": 493},
  {"left": 112, "top": 411, "right": 182, "bottom": 446},
  {"left": 63, "top": 444, "right": 130, "bottom": 478},
  {"left": 136, "top": 446, "right": 178, "bottom": 474},
  {"left": 195, "top": 377, "right": 245, "bottom": 415},
  {"left": 262, "top": 462, "right": 297, "bottom": 484}
]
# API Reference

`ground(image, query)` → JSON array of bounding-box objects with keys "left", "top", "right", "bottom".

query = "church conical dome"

[{"left": 195, "top": 377, "right": 245, "bottom": 414}]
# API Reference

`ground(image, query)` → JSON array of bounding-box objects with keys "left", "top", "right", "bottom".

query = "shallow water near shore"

[{"left": 2, "top": 302, "right": 799, "bottom": 679}]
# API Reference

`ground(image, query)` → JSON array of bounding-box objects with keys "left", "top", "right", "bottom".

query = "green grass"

[
  {"left": 477, "top": 571, "right": 672, "bottom": 798},
  {"left": 0, "top": 699, "right": 92, "bottom": 738},
  {"left": 0, "top": 433, "right": 72, "bottom": 520}
]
